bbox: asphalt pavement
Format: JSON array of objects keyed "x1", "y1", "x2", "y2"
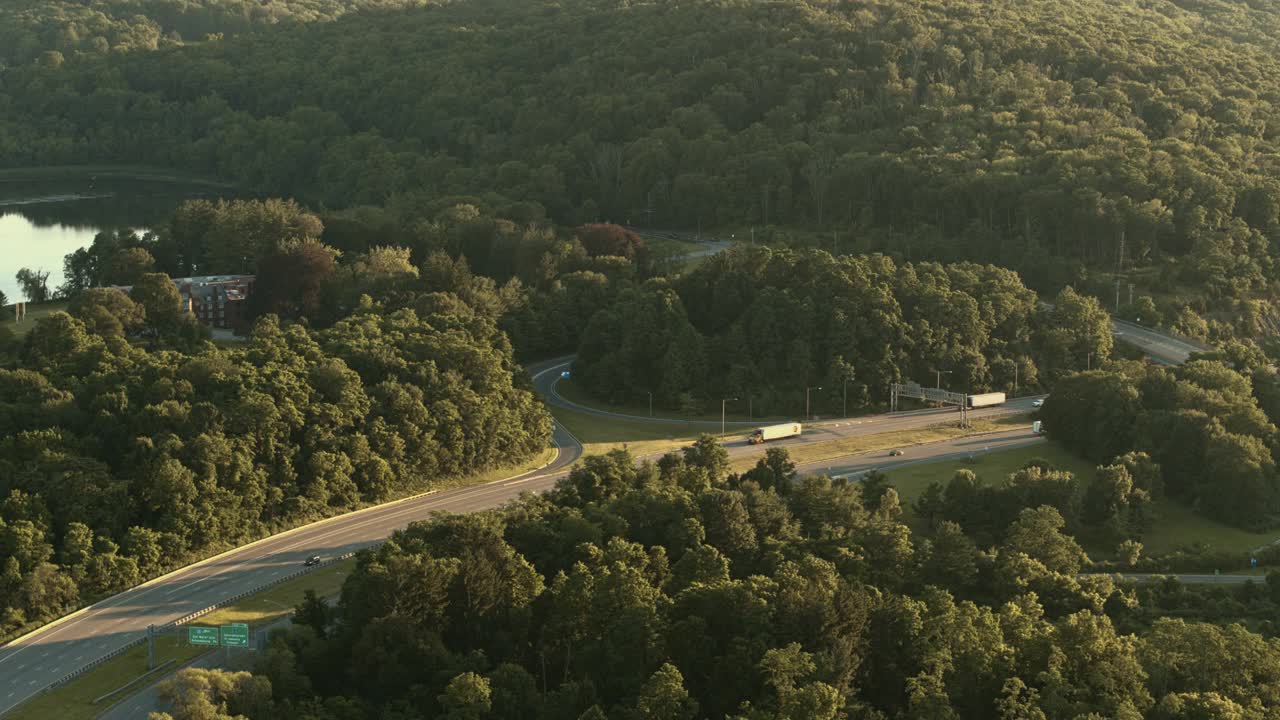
[
  {"x1": 0, "y1": 319, "x2": 1197, "y2": 715},
  {"x1": 1112, "y1": 319, "x2": 1205, "y2": 365},
  {"x1": 0, "y1": 357, "x2": 1040, "y2": 716},
  {"x1": 0, "y1": 419, "x2": 583, "y2": 716}
]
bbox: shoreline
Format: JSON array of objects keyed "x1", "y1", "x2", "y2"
[{"x1": 0, "y1": 165, "x2": 237, "y2": 189}]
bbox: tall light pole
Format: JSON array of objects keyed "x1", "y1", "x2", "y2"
[
  {"x1": 722, "y1": 397, "x2": 738, "y2": 437},
  {"x1": 647, "y1": 391, "x2": 653, "y2": 417},
  {"x1": 806, "y1": 386, "x2": 822, "y2": 420},
  {"x1": 842, "y1": 375, "x2": 855, "y2": 418},
  {"x1": 934, "y1": 369, "x2": 952, "y2": 389}
]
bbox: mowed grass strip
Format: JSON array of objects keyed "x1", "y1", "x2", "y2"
[
  {"x1": 6, "y1": 559, "x2": 355, "y2": 720},
  {"x1": 732, "y1": 414, "x2": 1034, "y2": 472},
  {"x1": 551, "y1": 405, "x2": 715, "y2": 457}
]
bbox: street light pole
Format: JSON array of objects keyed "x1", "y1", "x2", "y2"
[
  {"x1": 934, "y1": 369, "x2": 952, "y2": 389},
  {"x1": 806, "y1": 386, "x2": 822, "y2": 420},
  {"x1": 722, "y1": 397, "x2": 738, "y2": 437},
  {"x1": 647, "y1": 391, "x2": 653, "y2": 417}
]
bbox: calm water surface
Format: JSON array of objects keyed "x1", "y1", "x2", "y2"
[{"x1": 0, "y1": 179, "x2": 231, "y2": 302}]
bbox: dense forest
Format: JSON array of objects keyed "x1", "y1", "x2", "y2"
[
  {"x1": 7, "y1": 0, "x2": 1280, "y2": 335},
  {"x1": 0, "y1": 0, "x2": 426, "y2": 66},
  {"x1": 573, "y1": 246, "x2": 1111, "y2": 415},
  {"x1": 1041, "y1": 348, "x2": 1280, "y2": 530},
  {"x1": 147, "y1": 442, "x2": 1280, "y2": 720},
  {"x1": 0, "y1": 199, "x2": 556, "y2": 642}
]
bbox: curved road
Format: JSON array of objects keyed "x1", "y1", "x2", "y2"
[
  {"x1": 1112, "y1": 319, "x2": 1205, "y2": 366},
  {"x1": 0, "y1": 357, "x2": 1041, "y2": 715},
  {"x1": 534, "y1": 355, "x2": 1041, "y2": 431}
]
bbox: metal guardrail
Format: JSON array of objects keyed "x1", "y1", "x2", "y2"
[
  {"x1": 3, "y1": 549, "x2": 369, "y2": 717},
  {"x1": 93, "y1": 658, "x2": 175, "y2": 705}
]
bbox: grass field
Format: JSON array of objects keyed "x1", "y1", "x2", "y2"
[
  {"x1": 880, "y1": 440, "x2": 1097, "y2": 510},
  {"x1": 552, "y1": 405, "x2": 717, "y2": 456},
  {"x1": 7, "y1": 559, "x2": 355, "y2": 720},
  {"x1": 877, "y1": 441, "x2": 1280, "y2": 558},
  {"x1": 1, "y1": 300, "x2": 69, "y2": 338}
]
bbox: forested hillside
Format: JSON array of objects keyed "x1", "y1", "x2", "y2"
[
  {"x1": 0, "y1": 296, "x2": 549, "y2": 641},
  {"x1": 148, "y1": 443, "x2": 1280, "y2": 720},
  {"x1": 574, "y1": 246, "x2": 1111, "y2": 415},
  {"x1": 0, "y1": 0, "x2": 427, "y2": 66},
  {"x1": 7, "y1": 0, "x2": 1280, "y2": 321}
]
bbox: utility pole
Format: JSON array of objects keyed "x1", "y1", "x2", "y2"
[
  {"x1": 722, "y1": 397, "x2": 738, "y2": 437},
  {"x1": 1115, "y1": 229, "x2": 1126, "y2": 312},
  {"x1": 806, "y1": 386, "x2": 822, "y2": 420},
  {"x1": 1087, "y1": 351, "x2": 1093, "y2": 371},
  {"x1": 647, "y1": 391, "x2": 653, "y2": 417},
  {"x1": 1013, "y1": 361, "x2": 1018, "y2": 395}
]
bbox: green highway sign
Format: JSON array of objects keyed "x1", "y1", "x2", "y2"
[
  {"x1": 188, "y1": 626, "x2": 219, "y2": 646},
  {"x1": 220, "y1": 623, "x2": 250, "y2": 647}
]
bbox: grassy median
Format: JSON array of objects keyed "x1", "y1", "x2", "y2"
[{"x1": 733, "y1": 414, "x2": 1034, "y2": 472}]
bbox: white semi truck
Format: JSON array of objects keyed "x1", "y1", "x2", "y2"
[
  {"x1": 747, "y1": 423, "x2": 802, "y2": 444},
  {"x1": 965, "y1": 392, "x2": 1007, "y2": 408}
]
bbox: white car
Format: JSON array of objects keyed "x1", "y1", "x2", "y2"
[{"x1": 1032, "y1": 399, "x2": 1044, "y2": 408}]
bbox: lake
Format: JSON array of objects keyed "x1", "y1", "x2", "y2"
[{"x1": 0, "y1": 178, "x2": 232, "y2": 303}]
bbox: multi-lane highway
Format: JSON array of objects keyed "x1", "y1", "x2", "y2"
[
  {"x1": 0, "y1": 357, "x2": 1039, "y2": 715},
  {"x1": 0, "y1": 420, "x2": 583, "y2": 716},
  {"x1": 532, "y1": 356, "x2": 1041, "y2": 434},
  {"x1": 1112, "y1": 318, "x2": 1205, "y2": 365},
  {"x1": 0, "y1": 316, "x2": 1192, "y2": 714}
]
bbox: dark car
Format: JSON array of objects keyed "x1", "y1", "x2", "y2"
[
  {"x1": 889, "y1": 449, "x2": 905, "y2": 457},
  {"x1": 304, "y1": 555, "x2": 322, "y2": 567}
]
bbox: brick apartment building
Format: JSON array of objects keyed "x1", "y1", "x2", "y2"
[{"x1": 174, "y1": 275, "x2": 255, "y2": 330}]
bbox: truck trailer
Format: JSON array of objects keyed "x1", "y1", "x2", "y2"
[
  {"x1": 965, "y1": 392, "x2": 1007, "y2": 408},
  {"x1": 747, "y1": 423, "x2": 802, "y2": 444}
]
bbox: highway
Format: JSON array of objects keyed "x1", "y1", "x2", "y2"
[
  {"x1": 533, "y1": 356, "x2": 1041, "y2": 432},
  {"x1": 0, "y1": 356, "x2": 1040, "y2": 715},
  {"x1": 0, "y1": 321, "x2": 1194, "y2": 714},
  {"x1": 1112, "y1": 319, "x2": 1205, "y2": 365},
  {"x1": 0, "y1": 422, "x2": 586, "y2": 715}
]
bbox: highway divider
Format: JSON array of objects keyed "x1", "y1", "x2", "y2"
[{"x1": 2, "y1": 550, "x2": 368, "y2": 717}]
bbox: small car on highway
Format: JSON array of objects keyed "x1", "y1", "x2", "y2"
[
  {"x1": 1031, "y1": 399, "x2": 1044, "y2": 408},
  {"x1": 888, "y1": 449, "x2": 905, "y2": 456},
  {"x1": 304, "y1": 555, "x2": 322, "y2": 567}
]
